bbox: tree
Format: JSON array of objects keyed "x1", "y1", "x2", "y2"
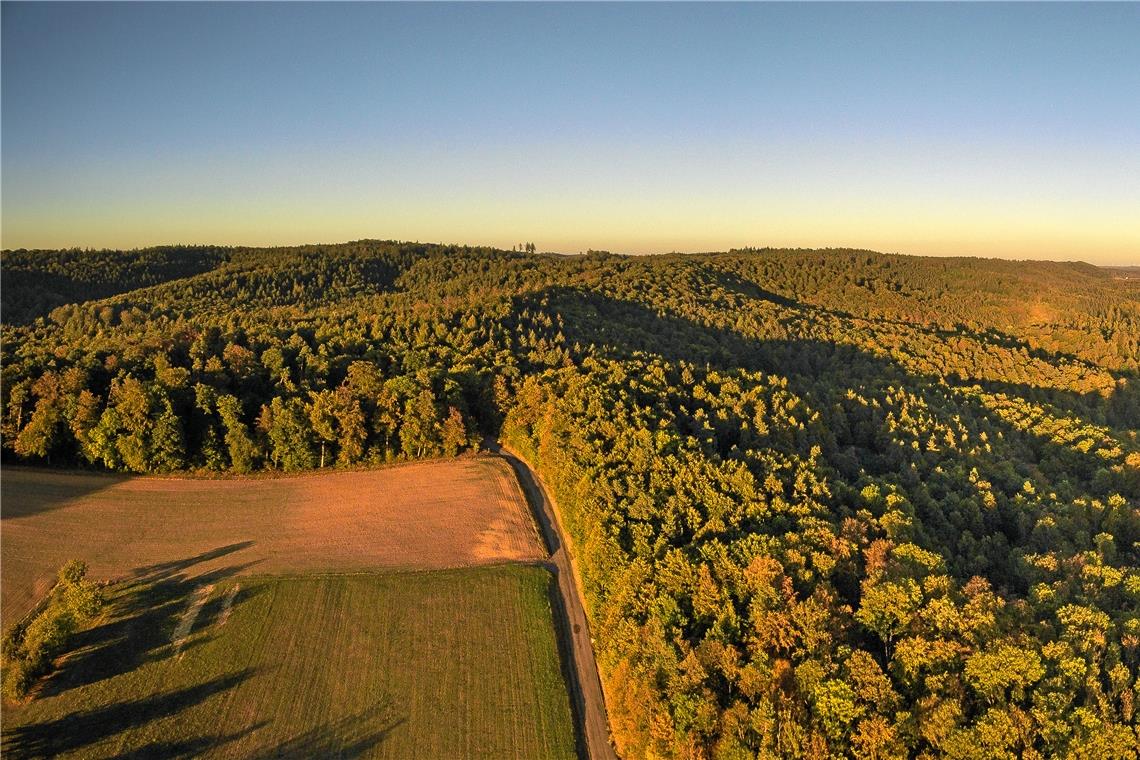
[
  {"x1": 217, "y1": 394, "x2": 257, "y2": 473},
  {"x1": 309, "y1": 390, "x2": 338, "y2": 468},
  {"x1": 856, "y1": 579, "x2": 922, "y2": 658},
  {"x1": 401, "y1": 388, "x2": 440, "y2": 458},
  {"x1": 69, "y1": 389, "x2": 102, "y2": 464},
  {"x1": 2, "y1": 377, "x2": 33, "y2": 443},
  {"x1": 333, "y1": 387, "x2": 367, "y2": 465},
  {"x1": 150, "y1": 397, "x2": 185, "y2": 471},
  {"x1": 441, "y1": 406, "x2": 467, "y2": 457},
  {"x1": 106, "y1": 375, "x2": 153, "y2": 472},
  {"x1": 964, "y1": 643, "x2": 1044, "y2": 704},
  {"x1": 374, "y1": 384, "x2": 402, "y2": 457},
  {"x1": 265, "y1": 397, "x2": 316, "y2": 471},
  {"x1": 14, "y1": 372, "x2": 65, "y2": 461}
]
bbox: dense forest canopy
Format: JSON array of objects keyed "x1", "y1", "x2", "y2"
[{"x1": 2, "y1": 241, "x2": 1139, "y2": 758}]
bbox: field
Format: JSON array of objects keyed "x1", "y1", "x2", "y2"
[
  {"x1": 1, "y1": 457, "x2": 544, "y2": 623},
  {"x1": 2, "y1": 566, "x2": 578, "y2": 759}
]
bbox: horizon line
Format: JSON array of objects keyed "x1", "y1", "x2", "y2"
[{"x1": 3, "y1": 237, "x2": 1138, "y2": 268}]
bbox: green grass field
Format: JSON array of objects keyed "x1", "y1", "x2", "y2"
[{"x1": 2, "y1": 565, "x2": 579, "y2": 759}]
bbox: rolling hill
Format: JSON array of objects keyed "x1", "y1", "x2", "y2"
[{"x1": 3, "y1": 241, "x2": 1139, "y2": 757}]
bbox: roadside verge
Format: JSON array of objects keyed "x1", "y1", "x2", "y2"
[{"x1": 489, "y1": 441, "x2": 619, "y2": 760}]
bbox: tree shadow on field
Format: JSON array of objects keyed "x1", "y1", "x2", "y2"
[
  {"x1": 192, "y1": 580, "x2": 263, "y2": 633},
  {"x1": 125, "y1": 541, "x2": 256, "y2": 583},
  {"x1": 1, "y1": 670, "x2": 258, "y2": 759},
  {"x1": 246, "y1": 705, "x2": 407, "y2": 759},
  {"x1": 112, "y1": 730, "x2": 262, "y2": 760},
  {"x1": 38, "y1": 543, "x2": 260, "y2": 698},
  {"x1": 0, "y1": 467, "x2": 132, "y2": 520}
]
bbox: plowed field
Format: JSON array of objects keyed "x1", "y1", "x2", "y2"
[{"x1": 1, "y1": 457, "x2": 544, "y2": 623}]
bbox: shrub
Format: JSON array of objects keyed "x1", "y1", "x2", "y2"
[{"x1": 1, "y1": 560, "x2": 103, "y2": 701}]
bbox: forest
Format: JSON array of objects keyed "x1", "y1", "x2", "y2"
[{"x1": 2, "y1": 240, "x2": 1139, "y2": 758}]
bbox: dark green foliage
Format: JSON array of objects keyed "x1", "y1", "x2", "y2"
[
  {"x1": 216, "y1": 394, "x2": 257, "y2": 473},
  {"x1": 2, "y1": 240, "x2": 1139, "y2": 755},
  {"x1": 1, "y1": 246, "x2": 229, "y2": 325}
]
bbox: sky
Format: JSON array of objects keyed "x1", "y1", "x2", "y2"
[{"x1": 2, "y1": 2, "x2": 1138, "y2": 264}]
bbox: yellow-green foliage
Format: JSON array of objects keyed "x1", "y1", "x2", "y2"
[
  {"x1": 2, "y1": 560, "x2": 103, "y2": 701},
  {"x1": 3, "y1": 242, "x2": 1139, "y2": 757}
]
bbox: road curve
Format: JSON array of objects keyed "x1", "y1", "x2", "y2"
[{"x1": 490, "y1": 441, "x2": 620, "y2": 760}]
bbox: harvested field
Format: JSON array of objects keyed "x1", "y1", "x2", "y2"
[
  {"x1": 2, "y1": 566, "x2": 579, "y2": 759},
  {"x1": 1, "y1": 457, "x2": 543, "y2": 623}
]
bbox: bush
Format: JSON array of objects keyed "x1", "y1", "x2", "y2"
[{"x1": 1, "y1": 559, "x2": 103, "y2": 701}]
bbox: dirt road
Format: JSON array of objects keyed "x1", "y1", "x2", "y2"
[{"x1": 491, "y1": 441, "x2": 620, "y2": 760}]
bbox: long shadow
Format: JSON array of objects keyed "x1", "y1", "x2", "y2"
[
  {"x1": 708, "y1": 254, "x2": 1137, "y2": 376},
  {"x1": 490, "y1": 441, "x2": 562, "y2": 557},
  {"x1": 513, "y1": 286, "x2": 1140, "y2": 579},
  {"x1": 193, "y1": 581, "x2": 262, "y2": 633},
  {"x1": 125, "y1": 541, "x2": 256, "y2": 583},
  {"x1": 735, "y1": 267, "x2": 1140, "y2": 431},
  {"x1": 0, "y1": 247, "x2": 229, "y2": 325},
  {"x1": 245, "y1": 706, "x2": 406, "y2": 759},
  {"x1": 968, "y1": 376, "x2": 1140, "y2": 433},
  {"x1": 704, "y1": 266, "x2": 804, "y2": 309},
  {"x1": 112, "y1": 729, "x2": 262, "y2": 760},
  {"x1": 526, "y1": 285, "x2": 1138, "y2": 466},
  {"x1": 540, "y1": 279, "x2": 1140, "y2": 429},
  {"x1": 0, "y1": 467, "x2": 133, "y2": 520},
  {"x1": 2, "y1": 669, "x2": 256, "y2": 758},
  {"x1": 38, "y1": 544, "x2": 260, "y2": 698},
  {"x1": 114, "y1": 738, "x2": 217, "y2": 760}
]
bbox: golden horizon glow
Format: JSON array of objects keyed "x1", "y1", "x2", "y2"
[
  {"x1": 4, "y1": 199, "x2": 1138, "y2": 265},
  {"x1": 3, "y1": 3, "x2": 1138, "y2": 266}
]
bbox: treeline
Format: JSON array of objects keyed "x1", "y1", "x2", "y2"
[
  {"x1": 2, "y1": 240, "x2": 1139, "y2": 757},
  {"x1": 3, "y1": 322, "x2": 502, "y2": 473}
]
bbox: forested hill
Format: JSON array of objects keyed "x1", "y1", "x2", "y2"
[
  {"x1": 1, "y1": 245, "x2": 231, "y2": 325},
  {"x1": 3, "y1": 240, "x2": 1140, "y2": 757}
]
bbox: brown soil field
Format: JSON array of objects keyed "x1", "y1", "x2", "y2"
[{"x1": 0, "y1": 456, "x2": 544, "y2": 624}]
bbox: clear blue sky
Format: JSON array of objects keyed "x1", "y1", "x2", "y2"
[{"x1": 3, "y1": 2, "x2": 1138, "y2": 263}]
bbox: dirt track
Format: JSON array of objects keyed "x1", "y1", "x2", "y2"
[
  {"x1": 491, "y1": 442, "x2": 620, "y2": 760},
  {"x1": 1, "y1": 457, "x2": 544, "y2": 623}
]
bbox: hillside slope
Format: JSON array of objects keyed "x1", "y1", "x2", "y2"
[{"x1": 3, "y1": 241, "x2": 1139, "y2": 757}]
